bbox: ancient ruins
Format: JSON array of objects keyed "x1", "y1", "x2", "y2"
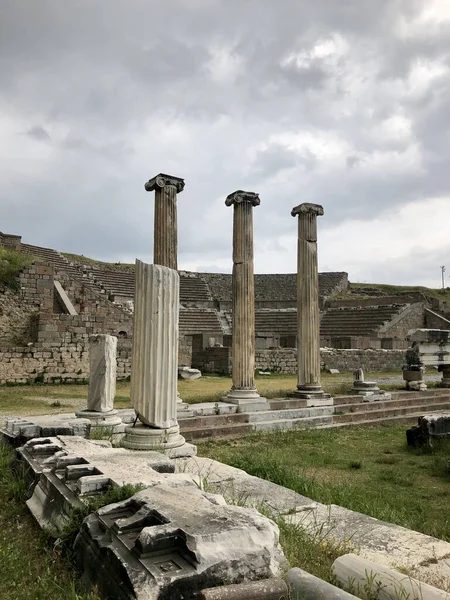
[{"x1": 2, "y1": 173, "x2": 450, "y2": 599}]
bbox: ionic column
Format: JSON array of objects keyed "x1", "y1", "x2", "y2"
[
  {"x1": 145, "y1": 172, "x2": 185, "y2": 406},
  {"x1": 123, "y1": 260, "x2": 195, "y2": 456},
  {"x1": 291, "y1": 203, "x2": 331, "y2": 405},
  {"x1": 145, "y1": 173, "x2": 185, "y2": 271},
  {"x1": 226, "y1": 191, "x2": 268, "y2": 411},
  {"x1": 76, "y1": 334, "x2": 121, "y2": 426}
]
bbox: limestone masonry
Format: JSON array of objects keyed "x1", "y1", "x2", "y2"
[{"x1": 0, "y1": 230, "x2": 448, "y2": 383}]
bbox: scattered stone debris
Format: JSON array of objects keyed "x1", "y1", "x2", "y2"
[{"x1": 407, "y1": 412, "x2": 450, "y2": 447}]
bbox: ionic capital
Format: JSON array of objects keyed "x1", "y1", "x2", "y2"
[
  {"x1": 145, "y1": 173, "x2": 185, "y2": 194},
  {"x1": 291, "y1": 203, "x2": 324, "y2": 218},
  {"x1": 225, "y1": 190, "x2": 260, "y2": 207}
]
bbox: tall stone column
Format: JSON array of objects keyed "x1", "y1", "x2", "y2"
[
  {"x1": 122, "y1": 260, "x2": 195, "y2": 456},
  {"x1": 291, "y1": 203, "x2": 332, "y2": 406},
  {"x1": 225, "y1": 191, "x2": 268, "y2": 412},
  {"x1": 76, "y1": 334, "x2": 121, "y2": 426},
  {"x1": 145, "y1": 173, "x2": 185, "y2": 406},
  {"x1": 145, "y1": 173, "x2": 185, "y2": 271}
]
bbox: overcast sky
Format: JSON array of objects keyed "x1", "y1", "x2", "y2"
[{"x1": 1, "y1": 1, "x2": 449, "y2": 287}]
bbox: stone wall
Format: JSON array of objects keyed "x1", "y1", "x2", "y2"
[
  {"x1": 0, "y1": 338, "x2": 133, "y2": 385},
  {"x1": 193, "y1": 346, "x2": 406, "y2": 375},
  {"x1": 0, "y1": 286, "x2": 38, "y2": 345},
  {"x1": 320, "y1": 348, "x2": 405, "y2": 372},
  {"x1": 380, "y1": 303, "x2": 425, "y2": 339},
  {"x1": 425, "y1": 308, "x2": 450, "y2": 330},
  {"x1": 0, "y1": 232, "x2": 22, "y2": 252},
  {"x1": 0, "y1": 263, "x2": 54, "y2": 345},
  {"x1": 0, "y1": 341, "x2": 406, "y2": 384}
]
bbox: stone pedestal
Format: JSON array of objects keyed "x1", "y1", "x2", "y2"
[
  {"x1": 403, "y1": 369, "x2": 427, "y2": 391},
  {"x1": 350, "y1": 368, "x2": 388, "y2": 401},
  {"x1": 122, "y1": 261, "x2": 195, "y2": 456},
  {"x1": 225, "y1": 191, "x2": 269, "y2": 412},
  {"x1": 76, "y1": 334, "x2": 121, "y2": 426},
  {"x1": 145, "y1": 172, "x2": 185, "y2": 405},
  {"x1": 291, "y1": 204, "x2": 332, "y2": 407}
]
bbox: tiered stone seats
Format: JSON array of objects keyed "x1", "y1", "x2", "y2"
[
  {"x1": 179, "y1": 309, "x2": 223, "y2": 335},
  {"x1": 85, "y1": 269, "x2": 212, "y2": 303},
  {"x1": 255, "y1": 310, "x2": 297, "y2": 335},
  {"x1": 200, "y1": 272, "x2": 348, "y2": 303},
  {"x1": 21, "y1": 244, "x2": 81, "y2": 280},
  {"x1": 320, "y1": 305, "x2": 408, "y2": 337}
]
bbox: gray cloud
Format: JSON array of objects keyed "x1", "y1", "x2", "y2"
[
  {"x1": 1, "y1": 0, "x2": 449, "y2": 285},
  {"x1": 26, "y1": 125, "x2": 51, "y2": 142}
]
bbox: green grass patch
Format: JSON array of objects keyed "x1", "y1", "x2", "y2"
[
  {"x1": 331, "y1": 281, "x2": 450, "y2": 303},
  {"x1": 61, "y1": 252, "x2": 134, "y2": 270},
  {"x1": 0, "y1": 373, "x2": 424, "y2": 418},
  {"x1": 198, "y1": 425, "x2": 450, "y2": 541},
  {"x1": 0, "y1": 443, "x2": 100, "y2": 600},
  {"x1": 0, "y1": 249, "x2": 33, "y2": 290}
]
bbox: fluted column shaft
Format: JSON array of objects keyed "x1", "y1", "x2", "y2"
[
  {"x1": 130, "y1": 261, "x2": 179, "y2": 428},
  {"x1": 154, "y1": 185, "x2": 178, "y2": 270},
  {"x1": 225, "y1": 190, "x2": 263, "y2": 406},
  {"x1": 144, "y1": 173, "x2": 185, "y2": 270},
  {"x1": 297, "y1": 213, "x2": 321, "y2": 389},
  {"x1": 232, "y1": 201, "x2": 256, "y2": 391},
  {"x1": 291, "y1": 203, "x2": 326, "y2": 399}
]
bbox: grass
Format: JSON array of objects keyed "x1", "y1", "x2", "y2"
[
  {"x1": 0, "y1": 372, "x2": 407, "y2": 419},
  {"x1": 0, "y1": 443, "x2": 100, "y2": 600},
  {"x1": 61, "y1": 252, "x2": 134, "y2": 270},
  {"x1": 0, "y1": 249, "x2": 33, "y2": 290},
  {"x1": 332, "y1": 281, "x2": 450, "y2": 304},
  {"x1": 198, "y1": 424, "x2": 450, "y2": 543}
]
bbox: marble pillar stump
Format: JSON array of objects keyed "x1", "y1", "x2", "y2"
[
  {"x1": 122, "y1": 261, "x2": 196, "y2": 456},
  {"x1": 145, "y1": 172, "x2": 186, "y2": 407},
  {"x1": 225, "y1": 191, "x2": 269, "y2": 412},
  {"x1": 76, "y1": 334, "x2": 122, "y2": 426},
  {"x1": 291, "y1": 203, "x2": 332, "y2": 407}
]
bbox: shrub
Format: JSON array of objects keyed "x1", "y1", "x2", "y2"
[{"x1": 0, "y1": 249, "x2": 32, "y2": 289}]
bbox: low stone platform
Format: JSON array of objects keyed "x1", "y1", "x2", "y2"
[
  {"x1": 178, "y1": 389, "x2": 450, "y2": 441},
  {"x1": 5, "y1": 390, "x2": 450, "y2": 448}
]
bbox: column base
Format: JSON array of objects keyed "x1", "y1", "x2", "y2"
[
  {"x1": 75, "y1": 409, "x2": 122, "y2": 427},
  {"x1": 290, "y1": 387, "x2": 333, "y2": 407},
  {"x1": 225, "y1": 388, "x2": 270, "y2": 412},
  {"x1": 121, "y1": 423, "x2": 197, "y2": 457}
]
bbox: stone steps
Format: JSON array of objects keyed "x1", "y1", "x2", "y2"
[
  {"x1": 320, "y1": 412, "x2": 433, "y2": 430},
  {"x1": 334, "y1": 400, "x2": 450, "y2": 424},
  {"x1": 180, "y1": 392, "x2": 450, "y2": 441},
  {"x1": 334, "y1": 390, "x2": 449, "y2": 406},
  {"x1": 181, "y1": 422, "x2": 253, "y2": 441},
  {"x1": 336, "y1": 396, "x2": 450, "y2": 414},
  {"x1": 269, "y1": 398, "x2": 308, "y2": 410},
  {"x1": 248, "y1": 406, "x2": 334, "y2": 423},
  {"x1": 253, "y1": 415, "x2": 334, "y2": 432}
]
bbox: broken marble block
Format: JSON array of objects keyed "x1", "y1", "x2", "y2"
[
  {"x1": 407, "y1": 412, "x2": 450, "y2": 447},
  {"x1": 21, "y1": 436, "x2": 184, "y2": 536},
  {"x1": 76, "y1": 334, "x2": 122, "y2": 426},
  {"x1": 74, "y1": 484, "x2": 287, "y2": 600},
  {"x1": 1, "y1": 415, "x2": 91, "y2": 447},
  {"x1": 179, "y1": 366, "x2": 202, "y2": 380}
]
